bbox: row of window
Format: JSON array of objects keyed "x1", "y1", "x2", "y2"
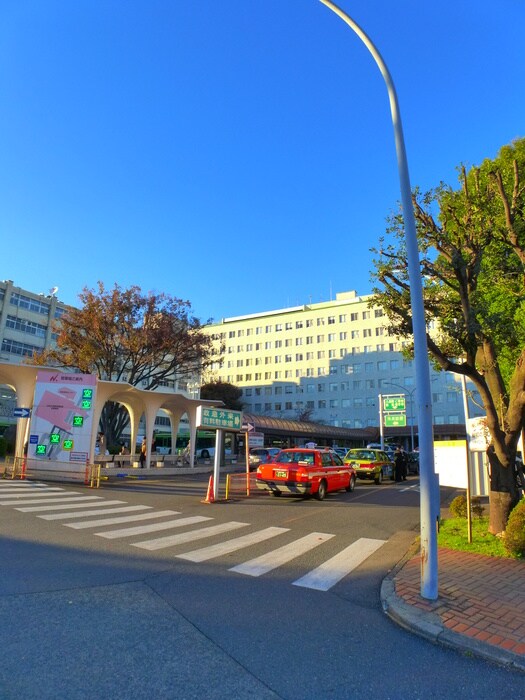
[
  {"x1": 7, "y1": 292, "x2": 66, "y2": 319},
  {"x1": 216, "y1": 310, "x2": 384, "y2": 340},
  {"x1": 224, "y1": 342, "x2": 401, "y2": 359},
  {"x1": 246, "y1": 402, "x2": 461, "y2": 427},
  {"x1": 6, "y1": 314, "x2": 48, "y2": 338},
  {"x1": 225, "y1": 327, "x2": 386, "y2": 350},
  {"x1": 243, "y1": 384, "x2": 460, "y2": 402},
  {"x1": 1, "y1": 338, "x2": 40, "y2": 358}
]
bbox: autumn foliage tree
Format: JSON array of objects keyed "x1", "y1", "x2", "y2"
[
  {"x1": 372, "y1": 138, "x2": 525, "y2": 534},
  {"x1": 34, "y1": 282, "x2": 213, "y2": 446}
]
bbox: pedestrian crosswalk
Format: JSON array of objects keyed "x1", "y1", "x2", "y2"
[{"x1": 0, "y1": 480, "x2": 387, "y2": 592}]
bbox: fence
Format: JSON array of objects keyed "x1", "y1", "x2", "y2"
[
  {"x1": 1, "y1": 456, "x2": 101, "y2": 488},
  {"x1": 225, "y1": 472, "x2": 268, "y2": 499}
]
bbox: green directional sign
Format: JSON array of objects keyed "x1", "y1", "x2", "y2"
[
  {"x1": 384, "y1": 413, "x2": 407, "y2": 427},
  {"x1": 383, "y1": 395, "x2": 406, "y2": 412},
  {"x1": 197, "y1": 406, "x2": 242, "y2": 431}
]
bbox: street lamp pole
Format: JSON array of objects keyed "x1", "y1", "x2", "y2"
[{"x1": 319, "y1": 0, "x2": 438, "y2": 599}]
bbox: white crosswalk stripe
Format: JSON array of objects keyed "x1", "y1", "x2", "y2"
[
  {"x1": 177, "y1": 526, "x2": 290, "y2": 563},
  {"x1": 292, "y1": 537, "x2": 386, "y2": 591},
  {"x1": 0, "y1": 488, "x2": 69, "y2": 499},
  {"x1": 38, "y1": 505, "x2": 151, "y2": 520},
  {"x1": 16, "y1": 498, "x2": 118, "y2": 511},
  {"x1": 96, "y1": 515, "x2": 213, "y2": 540},
  {"x1": 132, "y1": 521, "x2": 250, "y2": 551},
  {"x1": 1, "y1": 495, "x2": 104, "y2": 506},
  {"x1": 229, "y1": 532, "x2": 334, "y2": 577},
  {"x1": 66, "y1": 510, "x2": 181, "y2": 529}
]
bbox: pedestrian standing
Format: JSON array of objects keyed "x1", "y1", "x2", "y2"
[
  {"x1": 400, "y1": 447, "x2": 408, "y2": 481},
  {"x1": 394, "y1": 447, "x2": 404, "y2": 482},
  {"x1": 139, "y1": 437, "x2": 147, "y2": 468}
]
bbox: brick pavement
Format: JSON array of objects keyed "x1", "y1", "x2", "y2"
[{"x1": 391, "y1": 547, "x2": 525, "y2": 662}]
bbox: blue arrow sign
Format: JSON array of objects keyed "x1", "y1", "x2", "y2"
[{"x1": 14, "y1": 407, "x2": 31, "y2": 418}]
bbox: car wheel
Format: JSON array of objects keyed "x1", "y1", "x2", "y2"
[
  {"x1": 345, "y1": 474, "x2": 356, "y2": 492},
  {"x1": 201, "y1": 450, "x2": 210, "y2": 459},
  {"x1": 272, "y1": 490, "x2": 282, "y2": 497},
  {"x1": 374, "y1": 470, "x2": 383, "y2": 485},
  {"x1": 315, "y1": 479, "x2": 327, "y2": 501}
]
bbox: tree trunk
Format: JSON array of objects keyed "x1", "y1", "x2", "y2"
[{"x1": 487, "y1": 448, "x2": 520, "y2": 535}]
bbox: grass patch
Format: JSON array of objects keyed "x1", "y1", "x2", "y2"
[{"x1": 438, "y1": 516, "x2": 513, "y2": 558}]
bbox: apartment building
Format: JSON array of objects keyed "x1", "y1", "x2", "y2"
[{"x1": 203, "y1": 290, "x2": 483, "y2": 431}]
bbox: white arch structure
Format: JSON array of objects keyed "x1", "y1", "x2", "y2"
[{"x1": 0, "y1": 363, "x2": 222, "y2": 468}]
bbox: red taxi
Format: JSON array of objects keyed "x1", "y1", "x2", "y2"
[{"x1": 256, "y1": 448, "x2": 356, "y2": 500}]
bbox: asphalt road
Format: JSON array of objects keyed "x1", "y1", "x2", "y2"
[{"x1": 1, "y1": 473, "x2": 523, "y2": 699}]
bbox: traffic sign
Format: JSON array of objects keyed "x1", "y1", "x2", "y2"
[
  {"x1": 384, "y1": 414, "x2": 407, "y2": 427},
  {"x1": 241, "y1": 421, "x2": 255, "y2": 432},
  {"x1": 197, "y1": 406, "x2": 242, "y2": 431},
  {"x1": 13, "y1": 407, "x2": 31, "y2": 418},
  {"x1": 383, "y1": 395, "x2": 406, "y2": 412}
]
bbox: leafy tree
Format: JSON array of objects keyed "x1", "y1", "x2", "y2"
[
  {"x1": 33, "y1": 282, "x2": 214, "y2": 446},
  {"x1": 200, "y1": 381, "x2": 243, "y2": 411},
  {"x1": 371, "y1": 138, "x2": 525, "y2": 534}
]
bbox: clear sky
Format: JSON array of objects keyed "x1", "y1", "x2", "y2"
[{"x1": 1, "y1": 1, "x2": 523, "y2": 324}]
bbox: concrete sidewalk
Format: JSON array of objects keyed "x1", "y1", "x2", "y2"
[{"x1": 381, "y1": 545, "x2": 525, "y2": 672}]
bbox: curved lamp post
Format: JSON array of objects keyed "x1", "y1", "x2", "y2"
[{"x1": 319, "y1": 0, "x2": 438, "y2": 599}]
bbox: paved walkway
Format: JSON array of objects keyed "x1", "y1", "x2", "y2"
[{"x1": 381, "y1": 546, "x2": 525, "y2": 672}]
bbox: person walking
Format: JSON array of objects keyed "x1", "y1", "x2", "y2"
[{"x1": 400, "y1": 447, "x2": 408, "y2": 481}]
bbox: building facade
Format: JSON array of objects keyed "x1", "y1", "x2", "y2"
[{"x1": 203, "y1": 290, "x2": 484, "y2": 436}]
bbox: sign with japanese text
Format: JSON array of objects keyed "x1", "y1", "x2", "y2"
[
  {"x1": 28, "y1": 371, "x2": 97, "y2": 462},
  {"x1": 196, "y1": 406, "x2": 242, "y2": 431}
]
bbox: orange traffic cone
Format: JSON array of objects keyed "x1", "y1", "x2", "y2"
[{"x1": 202, "y1": 475, "x2": 215, "y2": 504}]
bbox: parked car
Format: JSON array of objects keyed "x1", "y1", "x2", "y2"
[
  {"x1": 256, "y1": 447, "x2": 356, "y2": 500},
  {"x1": 343, "y1": 448, "x2": 394, "y2": 485},
  {"x1": 332, "y1": 447, "x2": 348, "y2": 459},
  {"x1": 248, "y1": 447, "x2": 281, "y2": 470}
]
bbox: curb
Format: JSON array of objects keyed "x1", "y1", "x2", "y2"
[{"x1": 381, "y1": 559, "x2": 525, "y2": 673}]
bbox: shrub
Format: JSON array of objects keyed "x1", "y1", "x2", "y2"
[
  {"x1": 449, "y1": 495, "x2": 468, "y2": 518},
  {"x1": 471, "y1": 497, "x2": 484, "y2": 518},
  {"x1": 503, "y1": 499, "x2": 525, "y2": 558}
]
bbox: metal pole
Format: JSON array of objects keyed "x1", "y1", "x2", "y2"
[
  {"x1": 378, "y1": 393, "x2": 384, "y2": 448},
  {"x1": 319, "y1": 0, "x2": 438, "y2": 599}
]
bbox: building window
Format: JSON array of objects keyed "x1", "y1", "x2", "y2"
[
  {"x1": 340, "y1": 332, "x2": 347, "y2": 341},
  {"x1": 296, "y1": 320, "x2": 303, "y2": 329},
  {"x1": 285, "y1": 322, "x2": 293, "y2": 330},
  {"x1": 317, "y1": 350, "x2": 325, "y2": 359},
  {"x1": 363, "y1": 329, "x2": 372, "y2": 338},
  {"x1": 362, "y1": 311, "x2": 370, "y2": 320},
  {"x1": 318, "y1": 400, "x2": 326, "y2": 409},
  {"x1": 275, "y1": 323, "x2": 283, "y2": 331},
  {"x1": 350, "y1": 312, "x2": 358, "y2": 322},
  {"x1": 377, "y1": 361, "x2": 387, "y2": 370},
  {"x1": 353, "y1": 380, "x2": 362, "y2": 389},
  {"x1": 6, "y1": 315, "x2": 47, "y2": 338},
  {"x1": 374, "y1": 309, "x2": 383, "y2": 318},
  {"x1": 351, "y1": 330, "x2": 360, "y2": 339},
  {"x1": 328, "y1": 333, "x2": 336, "y2": 342},
  {"x1": 265, "y1": 325, "x2": 272, "y2": 332},
  {"x1": 317, "y1": 335, "x2": 325, "y2": 343},
  {"x1": 285, "y1": 402, "x2": 293, "y2": 410},
  {"x1": 296, "y1": 337, "x2": 303, "y2": 345},
  {"x1": 339, "y1": 314, "x2": 347, "y2": 323},
  {"x1": 329, "y1": 382, "x2": 338, "y2": 392},
  {"x1": 328, "y1": 316, "x2": 335, "y2": 324},
  {"x1": 329, "y1": 399, "x2": 339, "y2": 408}
]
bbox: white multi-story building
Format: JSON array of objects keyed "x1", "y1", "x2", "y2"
[{"x1": 203, "y1": 290, "x2": 483, "y2": 439}]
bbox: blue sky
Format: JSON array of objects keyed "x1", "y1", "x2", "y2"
[{"x1": 1, "y1": 1, "x2": 523, "y2": 323}]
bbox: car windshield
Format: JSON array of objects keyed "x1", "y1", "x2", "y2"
[
  {"x1": 278, "y1": 451, "x2": 315, "y2": 465},
  {"x1": 347, "y1": 450, "x2": 376, "y2": 460}
]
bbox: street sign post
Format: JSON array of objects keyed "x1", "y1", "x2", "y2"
[{"x1": 241, "y1": 421, "x2": 255, "y2": 432}]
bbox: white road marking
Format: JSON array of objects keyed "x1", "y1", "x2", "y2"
[
  {"x1": 38, "y1": 505, "x2": 150, "y2": 520},
  {"x1": 15, "y1": 501, "x2": 126, "y2": 513},
  {"x1": 96, "y1": 515, "x2": 212, "y2": 539},
  {"x1": 229, "y1": 532, "x2": 334, "y2": 576},
  {"x1": 292, "y1": 537, "x2": 386, "y2": 591},
  {"x1": 66, "y1": 510, "x2": 181, "y2": 529},
  {"x1": 0, "y1": 493, "x2": 104, "y2": 506},
  {"x1": 177, "y1": 527, "x2": 290, "y2": 563},
  {"x1": 0, "y1": 488, "x2": 68, "y2": 498},
  {"x1": 132, "y1": 521, "x2": 249, "y2": 551}
]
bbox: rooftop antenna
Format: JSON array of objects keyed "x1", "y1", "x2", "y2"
[{"x1": 49, "y1": 286, "x2": 59, "y2": 296}]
